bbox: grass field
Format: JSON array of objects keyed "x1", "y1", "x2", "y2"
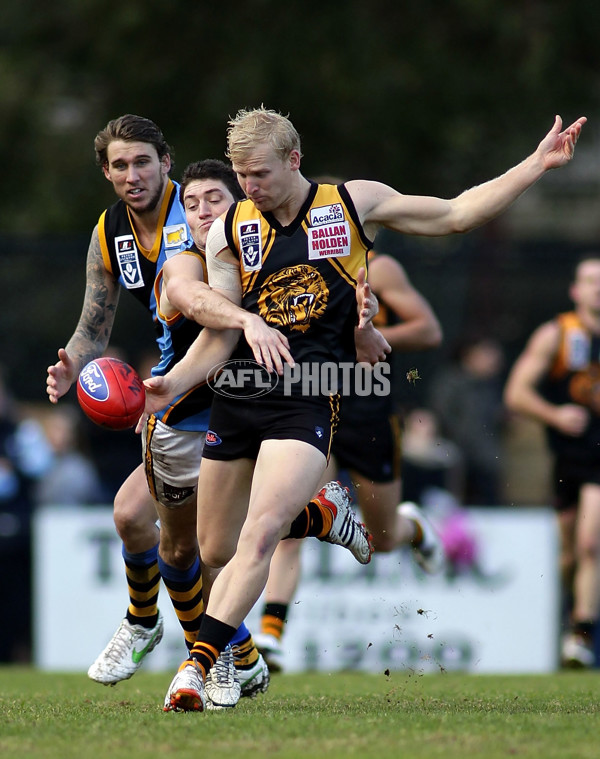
[{"x1": 1, "y1": 667, "x2": 599, "y2": 758}]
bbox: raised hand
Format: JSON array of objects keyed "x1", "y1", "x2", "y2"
[{"x1": 537, "y1": 115, "x2": 587, "y2": 170}]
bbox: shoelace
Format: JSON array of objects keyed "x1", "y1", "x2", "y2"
[
  {"x1": 103, "y1": 622, "x2": 135, "y2": 663},
  {"x1": 211, "y1": 649, "x2": 235, "y2": 685}
]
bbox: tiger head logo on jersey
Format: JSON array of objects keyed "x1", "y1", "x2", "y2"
[
  {"x1": 258, "y1": 265, "x2": 328, "y2": 332},
  {"x1": 569, "y1": 366, "x2": 600, "y2": 414}
]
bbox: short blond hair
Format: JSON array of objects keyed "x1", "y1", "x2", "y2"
[{"x1": 226, "y1": 106, "x2": 302, "y2": 164}]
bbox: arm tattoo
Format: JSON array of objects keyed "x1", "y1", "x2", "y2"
[{"x1": 65, "y1": 226, "x2": 120, "y2": 370}]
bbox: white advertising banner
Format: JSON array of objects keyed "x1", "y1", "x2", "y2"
[{"x1": 33, "y1": 505, "x2": 560, "y2": 674}]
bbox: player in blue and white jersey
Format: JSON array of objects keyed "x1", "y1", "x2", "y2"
[{"x1": 46, "y1": 115, "x2": 192, "y2": 682}]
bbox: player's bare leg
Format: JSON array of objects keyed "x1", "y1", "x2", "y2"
[
  {"x1": 164, "y1": 441, "x2": 326, "y2": 712},
  {"x1": 254, "y1": 538, "x2": 302, "y2": 672},
  {"x1": 563, "y1": 484, "x2": 600, "y2": 667},
  {"x1": 349, "y1": 470, "x2": 444, "y2": 573},
  {"x1": 113, "y1": 464, "x2": 160, "y2": 553},
  {"x1": 202, "y1": 440, "x2": 326, "y2": 625}
]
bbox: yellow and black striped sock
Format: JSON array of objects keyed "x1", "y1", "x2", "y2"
[
  {"x1": 261, "y1": 602, "x2": 288, "y2": 641},
  {"x1": 122, "y1": 545, "x2": 160, "y2": 629},
  {"x1": 285, "y1": 498, "x2": 334, "y2": 539},
  {"x1": 183, "y1": 643, "x2": 217, "y2": 679},
  {"x1": 158, "y1": 555, "x2": 204, "y2": 651},
  {"x1": 187, "y1": 615, "x2": 238, "y2": 677},
  {"x1": 231, "y1": 632, "x2": 259, "y2": 669}
]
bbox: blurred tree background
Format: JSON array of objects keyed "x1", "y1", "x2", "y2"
[{"x1": 2, "y1": 0, "x2": 600, "y2": 401}]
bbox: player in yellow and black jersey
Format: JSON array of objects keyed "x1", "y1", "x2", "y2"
[
  {"x1": 505, "y1": 255, "x2": 600, "y2": 669},
  {"x1": 223, "y1": 181, "x2": 371, "y2": 373},
  {"x1": 141, "y1": 106, "x2": 585, "y2": 711}
]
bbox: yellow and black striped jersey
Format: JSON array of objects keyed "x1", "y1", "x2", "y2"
[
  {"x1": 223, "y1": 182, "x2": 373, "y2": 367},
  {"x1": 543, "y1": 310, "x2": 600, "y2": 458}
]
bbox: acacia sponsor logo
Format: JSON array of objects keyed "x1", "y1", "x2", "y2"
[
  {"x1": 208, "y1": 359, "x2": 279, "y2": 398},
  {"x1": 310, "y1": 203, "x2": 344, "y2": 226}
]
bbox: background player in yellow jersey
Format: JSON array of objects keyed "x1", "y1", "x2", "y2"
[
  {"x1": 143, "y1": 106, "x2": 585, "y2": 711},
  {"x1": 504, "y1": 254, "x2": 600, "y2": 668}
]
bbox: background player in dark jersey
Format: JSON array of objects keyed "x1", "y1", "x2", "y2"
[
  {"x1": 504, "y1": 254, "x2": 600, "y2": 668},
  {"x1": 254, "y1": 251, "x2": 444, "y2": 670},
  {"x1": 143, "y1": 106, "x2": 585, "y2": 711}
]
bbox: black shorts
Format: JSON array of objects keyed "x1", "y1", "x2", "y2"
[
  {"x1": 202, "y1": 392, "x2": 340, "y2": 461},
  {"x1": 332, "y1": 412, "x2": 402, "y2": 483},
  {"x1": 553, "y1": 457, "x2": 600, "y2": 511}
]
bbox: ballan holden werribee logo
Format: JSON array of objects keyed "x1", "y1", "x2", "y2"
[
  {"x1": 308, "y1": 204, "x2": 350, "y2": 260},
  {"x1": 208, "y1": 359, "x2": 279, "y2": 398}
]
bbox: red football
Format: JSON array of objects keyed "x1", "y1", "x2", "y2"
[{"x1": 77, "y1": 357, "x2": 146, "y2": 430}]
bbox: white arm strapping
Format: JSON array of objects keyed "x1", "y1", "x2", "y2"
[{"x1": 205, "y1": 218, "x2": 242, "y2": 294}]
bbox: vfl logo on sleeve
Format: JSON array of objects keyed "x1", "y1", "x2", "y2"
[
  {"x1": 308, "y1": 204, "x2": 350, "y2": 260},
  {"x1": 238, "y1": 221, "x2": 262, "y2": 271},
  {"x1": 115, "y1": 235, "x2": 144, "y2": 289},
  {"x1": 163, "y1": 223, "x2": 188, "y2": 252}
]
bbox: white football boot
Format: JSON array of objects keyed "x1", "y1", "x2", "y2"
[
  {"x1": 87, "y1": 613, "x2": 164, "y2": 685},
  {"x1": 205, "y1": 645, "x2": 241, "y2": 710}
]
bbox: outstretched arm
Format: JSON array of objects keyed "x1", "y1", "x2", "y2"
[
  {"x1": 349, "y1": 115, "x2": 587, "y2": 238},
  {"x1": 46, "y1": 227, "x2": 119, "y2": 402}
]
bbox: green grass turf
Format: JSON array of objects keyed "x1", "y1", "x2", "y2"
[{"x1": 1, "y1": 667, "x2": 599, "y2": 759}]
